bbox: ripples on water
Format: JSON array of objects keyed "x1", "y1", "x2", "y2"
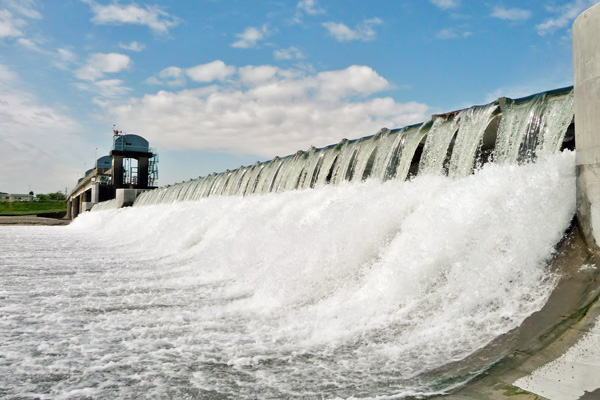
[{"x1": 0, "y1": 152, "x2": 576, "y2": 399}]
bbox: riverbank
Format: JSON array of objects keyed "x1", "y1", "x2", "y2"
[{"x1": 0, "y1": 216, "x2": 70, "y2": 226}]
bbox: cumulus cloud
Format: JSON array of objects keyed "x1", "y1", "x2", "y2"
[
  {"x1": 0, "y1": 9, "x2": 25, "y2": 38},
  {"x1": 97, "y1": 63, "x2": 429, "y2": 158},
  {"x1": 491, "y1": 6, "x2": 531, "y2": 21},
  {"x1": 322, "y1": 18, "x2": 382, "y2": 42},
  {"x1": 239, "y1": 65, "x2": 286, "y2": 86},
  {"x1": 436, "y1": 27, "x2": 472, "y2": 39},
  {"x1": 537, "y1": 0, "x2": 597, "y2": 35},
  {"x1": 156, "y1": 66, "x2": 186, "y2": 86},
  {"x1": 231, "y1": 25, "x2": 269, "y2": 48},
  {"x1": 0, "y1": 63, "x2": 89, "y2": 194},
  {"x1": 76, "y1": 52, "x2": 131, "y2": 81},
  {"x1": 430, "y1": 0, "x2": 460, "y2": 10},
  {"x1": 274, "y1": 46, "x2": 305, "y2": 60},
  {"x1": 297, "y1": 0, "x2": 324, "y2": 15},
  {"x1": 186, "y1": 60, "x2": 236, "y2": 82},
  {"x1": 119, "y1": 40, "x2": 145, "y2": 52},
  {"x1": 83, "y1": 0, "x2": 179, "y2": 34}
]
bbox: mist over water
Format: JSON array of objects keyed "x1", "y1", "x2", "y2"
[{"x1": 1, "y1": 152, "x2": 576, "y2": 399}]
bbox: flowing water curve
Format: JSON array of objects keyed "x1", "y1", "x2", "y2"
[
  {"x1": 1, "y1": 152, "x2": 577, "y2": 399},
  {"x1": 132, "y1": 87, "x2": 574, "y2": 207},
  {"x1": 0, "y1": 87, "x2": 579, "y2": 399}
]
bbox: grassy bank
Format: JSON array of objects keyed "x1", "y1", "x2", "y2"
[{"x1": 0, "y1": 201, "x2": 67, "y2": 216}]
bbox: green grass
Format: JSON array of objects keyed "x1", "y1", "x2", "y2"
[{"x1": 0, "y1": 201, "x2": 67, "y2": 216}]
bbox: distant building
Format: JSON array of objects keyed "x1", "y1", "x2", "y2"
[
  {"x1": 0, "y1": 193, "x2": 35, "y2": 202},
  {"x1": 66, "y1": 131, "x2": 159, "y2": 219}
]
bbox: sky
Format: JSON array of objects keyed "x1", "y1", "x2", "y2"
[{"x1": 0, "y1": 0, "x2": 595, "y2": 194}]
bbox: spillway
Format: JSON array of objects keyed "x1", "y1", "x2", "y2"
[
  {"x1": 132, "y1": 87, "x2": 575, "y2": 206},
  {"x1": 0, "y1": 150, "x2": 576, "y2": 399},
  {"x1": 1, "y1": 86, "x2": 593, "y2": 399}
]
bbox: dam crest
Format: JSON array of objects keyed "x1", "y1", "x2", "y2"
[{"x1": 127, "y1": 87, "x2": 574, "y2": 207}]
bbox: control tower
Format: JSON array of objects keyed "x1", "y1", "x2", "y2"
[
  {"x1": 67, "y1": 130, "x2": 158, "y2": 219},
  {"x1": 110, "y1": 133, "x2": 158, "y2": 189}
]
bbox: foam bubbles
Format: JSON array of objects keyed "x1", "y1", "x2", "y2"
[{"x1": 1, "y1": 152, "x2": 576, "y2": 399}]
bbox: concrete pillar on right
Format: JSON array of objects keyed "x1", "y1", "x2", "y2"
[{"x1": 574, "y1": 3, "x2": 600, "y2": 251}]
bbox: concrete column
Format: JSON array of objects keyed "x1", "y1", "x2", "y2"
[
  {"x1": 72, "y1": 195, "x2": 80, "y2": 219},
  {"x1": 66, "y1": 199, "x2": 72, "y2": 219},
  {"x1": 137, "y1": 157, "x2": 149, "y2": 188},
  {"x1": 91, "y1": 183, "x2": 100, "y2": 204},
  {"x1": 112, "y1": 155, "x2": 124, "y2": 187},
  {"x1": 574, "y1": 3, "x2": 600, "y2": 251},
  {"x1": 116, "y1": 188, "x2": 137, "y2": 208}
]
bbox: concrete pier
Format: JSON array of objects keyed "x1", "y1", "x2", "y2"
[{"x1": 574, "y1": 3, "x2": 600, "y2": 252}]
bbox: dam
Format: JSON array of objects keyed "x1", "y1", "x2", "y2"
[{"x1": 2, "y1": 4, "x2": 600, "y2": 400}]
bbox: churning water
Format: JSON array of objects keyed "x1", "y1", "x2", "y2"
[{"x1": 1, "y1": 151, "x2": 576, "y2": 399}]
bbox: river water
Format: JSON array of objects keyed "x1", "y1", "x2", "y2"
[{"x1": 0, "y1": 152, "x2": 576, "y2": 399}]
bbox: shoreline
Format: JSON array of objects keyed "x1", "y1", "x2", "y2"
[{"x1": 0, "y1": 216, "x2": 70, "y2": 226}]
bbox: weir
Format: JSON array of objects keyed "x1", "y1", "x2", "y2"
[{"x1": 128, "y1": 87, "x2": 574, "y2": 207}]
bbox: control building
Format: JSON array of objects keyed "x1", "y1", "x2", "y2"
[{"x1": 67, "y1": 131, "x2": 158, "y2": 219}]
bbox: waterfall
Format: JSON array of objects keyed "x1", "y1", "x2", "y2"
[
  {"x1": 494, "y1": 87, "x2": 574, "y2": 164},
  {"x1": 418, "y1": 115, "x2": 460, "y2": 176},
  {"x1": 129, "y1": 87, "x2": 574, "y2": 207},
  {"x1": 447, "y1": 103, "x2": 499, "y2": 178}
]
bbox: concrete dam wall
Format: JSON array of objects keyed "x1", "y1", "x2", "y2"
[{"x1": 129, "y1": 87, "x2": 574, "y2": 206}]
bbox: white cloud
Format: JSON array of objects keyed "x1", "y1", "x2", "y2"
[
  {"x1": 322, "y1": 18, "x2": 382, "y2": 42},
  {"x1": 0, "y1": 62, "x2": 16, "y2": 81},
  {"x1": 186, "y1": 60, "x2": 236, "y2": 82},
  {"x1": 0, "y1": 9, "x2": 24, "y2": 38},
  {"x1": 537, "y1": 0, "x2": 598, "y2": 35},
  {"x1": 231, "y1": 25, "x2": 269, "y2": 48},
  {"x1": 17, "y1": 37, "x2": 39, "y2": 49},
  {"x1": 53, "y1": 48, "x2": 77, "y2": 70},
  {"x1": 158, "y1": 66, "x2": 186, "y2": 86},
  {"x1": 119, "y1": 41, "x2": 145, "y2": 52},
  {"x1": 430, "y1": 0, "x2": 460, "y2": 10},
  {"x1": 83, "y1": 0, "x2": 179, "y2": 35},
  {"x1": 491, "y1": 6, "x2": 531, "y2": 21},
  {"x1": 93, "y1": 79, "x2": 131, "y2": 98},
  {"x1": 96, "y1": 63, "x2": 429, "y2": 159},
  {"x1": 274, "y1": 46, "x2": 305, "y2": 60},
  {"x1": 436, "y1": 27, "x2": 472, "y2": 39},
  {"x1": 1, "y1": 0, "x2": 41, "y2": 19},
  {"x1": 76, "y1": 52, "x2": 131, "y2": 81},
  {"x1": 297, "y1": 0, "x2": 324, "y2": 15},
  {"x1": 57, "y1": 48, "x2": 76, "y2": 63},
  {"x1": 239, "y1": 65, "x2": 279, "y2": 85},
  {"x1": 316, "y1": 65, "x2": 390, "y2": 99},
  {"x1": 0, "y1": 63, "x2": 89, "y2": 194}
]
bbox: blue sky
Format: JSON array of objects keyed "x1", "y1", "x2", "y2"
[{"x1": 0, "y1": 0, "x2": 594, "y2": 194}]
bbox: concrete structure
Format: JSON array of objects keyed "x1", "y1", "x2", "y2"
[
  {"x1": 0, "y1": 193, "x2": 35, "y2": 202},
  {"x1": 574, "y1": 3, "x2": 600, "y2": 253},
  {"x1": 66, "y1": 132, "x2": 158, "y2": 219}
]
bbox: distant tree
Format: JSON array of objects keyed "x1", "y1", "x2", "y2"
[
  {"x1": 29, "y1": 191, "x2": 34, "y2": 195},
  {"x1": 36, "y1": 194, "x2": 48, "y2": 201},
  {"x1": 47, "y1": 192, "x2": 66, "y2": 201}
]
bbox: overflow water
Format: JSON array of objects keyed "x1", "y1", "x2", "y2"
[
  {"x1": 133, "y1": 88, "x2": 574, "y2": 206},
  {"x1": 1, "y1": 152, "x2": 576, "y2": 399},
  {"x1": 2, "y1": 87, "x2": 577, "y2": 398}
]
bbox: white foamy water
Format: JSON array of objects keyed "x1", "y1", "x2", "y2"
[{"x1": 0, "y1": 152, "x2": 576, "y2": 399}]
